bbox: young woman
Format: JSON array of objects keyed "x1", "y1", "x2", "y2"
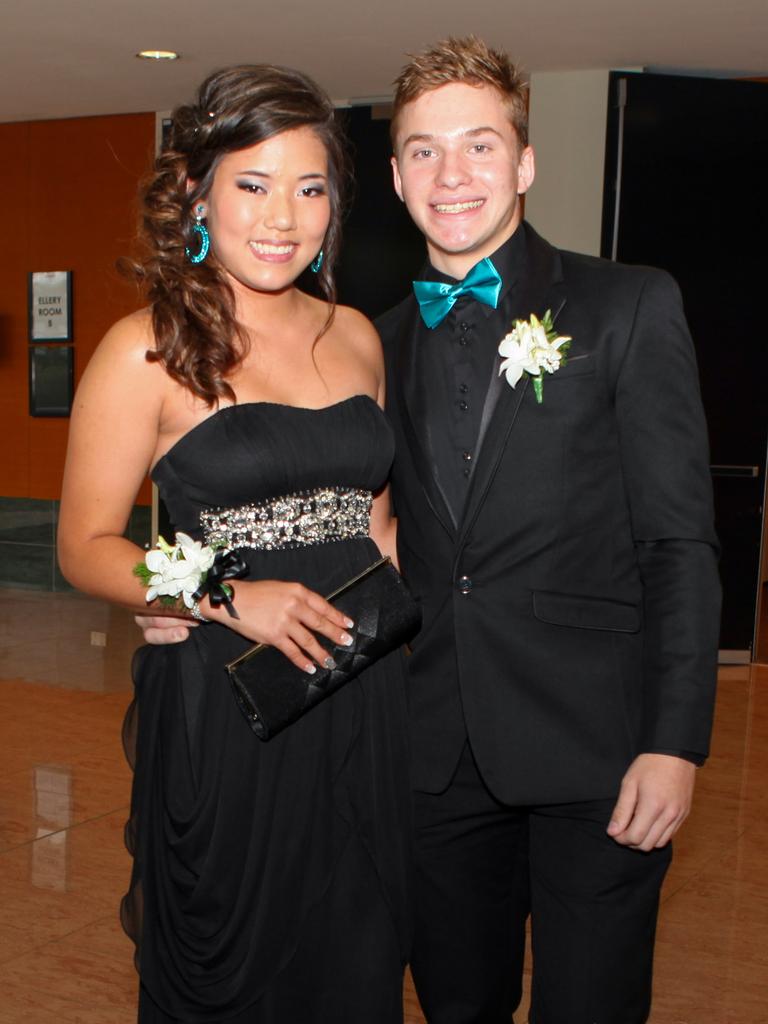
[{"x1": 57, "y1": 65, "x2": 411, "y2": 1023}]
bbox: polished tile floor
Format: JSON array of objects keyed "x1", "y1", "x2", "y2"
[{"x1": 1, "y1": 588, "x2": 766, "y2": 1023}]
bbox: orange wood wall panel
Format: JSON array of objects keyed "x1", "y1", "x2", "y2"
[
  {"x1": 0, "y1": 112, "x2": 155, "y2": 504},
  {"x1": 0, "y1": 123, "x2": 33, "y2": 496}
]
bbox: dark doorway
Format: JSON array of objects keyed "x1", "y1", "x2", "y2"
[
  {"x1": 335, "y1": 105, "x2": 424, "y2": 318},
  {"x1": 601, "y1": 71, "x2": 768, "y2": 657},
  {"x1": 297, "y1": 105, "x2": 424, "y2": 317}
]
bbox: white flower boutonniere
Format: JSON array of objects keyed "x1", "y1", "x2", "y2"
[
  {"x1": 498, "y1": 310, "x2": 572, "y2": 404},
  {"x1": 134, "y1": 533, "x2": 216, "y2": 608}
]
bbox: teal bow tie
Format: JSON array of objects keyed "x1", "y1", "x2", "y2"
[{"x1": 413, "y1": 258, "x2": 503, "y2": 329}]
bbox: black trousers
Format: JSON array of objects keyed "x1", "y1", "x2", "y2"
[{"x1": 410, "y1": 744, "x2": 672, "y2": 1024}]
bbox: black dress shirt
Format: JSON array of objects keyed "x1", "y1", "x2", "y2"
[{"x1": 413, "y1": 228, "x2": 527, "y2": 518}]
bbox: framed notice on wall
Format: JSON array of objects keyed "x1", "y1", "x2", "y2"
[
  {"x1": 28, "y1": 271, "x2": 73, "y2": 342},
  {"x1": 29, "y1": 345, "x2": 74, "y2": 417}
]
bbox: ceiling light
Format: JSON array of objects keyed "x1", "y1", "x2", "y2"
[{"x1": 136, "y1": 50, "x2": 179, "y2": 61}]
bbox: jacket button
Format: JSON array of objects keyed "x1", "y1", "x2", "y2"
[{"x1": 458, "y1": 575, "x2": 473, "y2": 594}]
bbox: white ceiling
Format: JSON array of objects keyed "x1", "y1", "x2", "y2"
[{"x1": 0, "y1": 0, "x2": 766, "y2": 123}]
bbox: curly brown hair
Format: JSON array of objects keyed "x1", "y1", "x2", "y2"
[
  {"x1": 390, "y1": 36, "x2": 528, "y2": 151},
  {"x1": 133, "y1": 64, "x2": 349, "y2": 406}
]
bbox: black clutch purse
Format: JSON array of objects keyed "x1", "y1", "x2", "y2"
[{"x1": 226, "y1": 556, "x2": 421, "y2": 740}]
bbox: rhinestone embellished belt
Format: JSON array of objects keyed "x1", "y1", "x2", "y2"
[{"x1": 200, "y1": 487, "x2": 373, "y2": 551}]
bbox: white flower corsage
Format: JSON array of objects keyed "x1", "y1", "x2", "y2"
[
  {"x1": 133, "y1": 533, "x2": 247, "y2": 618},
  {"x1": 498, "y1": 310, "x2": 572, "y2": 404}
]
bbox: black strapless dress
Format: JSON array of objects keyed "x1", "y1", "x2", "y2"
[{"x1": 122, "y1": 396, "x2": 412, "y2": 1023}]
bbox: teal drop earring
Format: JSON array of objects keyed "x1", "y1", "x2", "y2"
[
  {"x1": 310, "y1": 249, "x2": 324, "y2": 274},
  {"x1": 186, "y1": 204, "x2": 210, "y2": 264}
]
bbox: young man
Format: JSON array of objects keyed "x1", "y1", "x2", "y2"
[
  {"x1": 374, "y1": 36, "x2": 720, "y2": 1023},
  {"x1": 142, "y1": 37, "x2": 721, "y2": 1023}
]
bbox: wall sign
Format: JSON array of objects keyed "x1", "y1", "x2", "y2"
[
  {"x1": 28, "y1": 271, "x2": 73, "y2": 342},
  {"x1": 29, "y1": 345, "x2": 74, "y2": 417}
]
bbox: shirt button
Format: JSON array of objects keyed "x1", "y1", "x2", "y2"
[
  {"x1": 459, "y1": 384, "x2": 469, "y2": 394},
  {"x1": 459, "y1": 400, "x2": 468, "y2": 411},
  {"x1": 459, "y1": 337, "x2": 469, "y2": 347},
  {"x1": 462, "y1": 451, "x2": 472, "y2": 461},
  {"x1": 457, "y1": 575, "x2": 473, "y2": 594},
  {"x1": 460, "y1": 321, "x2": 470, "y2": 332},
  {"x1": 463, "y1": 468, "x2": 471, "y2": 478}
]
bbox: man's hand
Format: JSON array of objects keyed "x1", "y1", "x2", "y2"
[
  {"x1": 607, "y1": 753, "x2": 696, "y2": 851},
  {"x1": 135, "y1": 615, "x2": 194, "y2": 645}
]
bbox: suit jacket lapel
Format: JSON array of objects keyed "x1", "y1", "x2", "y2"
[
  {"x1": 393, "y1": 299, "x2": 458, "y2": 536},
  {"x1": 458, "y1": 225, "x2": 567, "y2": 547}
]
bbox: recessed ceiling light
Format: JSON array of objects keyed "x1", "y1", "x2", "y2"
[{"x1": 136, "y1": 50, "x2": 180, "y2": 61}]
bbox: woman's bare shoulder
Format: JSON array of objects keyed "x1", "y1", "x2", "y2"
[
  {"x1": 331, "y1": 303, "x2": 381, "y2": 355},
  {"x1": 73, "y1": 309, "x2": 170, "y2": 415},
  {"x1": 98, "y1": 308, "x2": 154, "y2": 356},
  {"x1": 84, "y1": 309, "x2": 159, "y2": 377}
]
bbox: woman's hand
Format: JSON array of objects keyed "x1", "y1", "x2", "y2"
[
  {"x1": 200, "y1": 579, "x2": 355, "y2": 673},
  {"x1": 136, "y1": 580, "x2": 355, "y2": 672}
]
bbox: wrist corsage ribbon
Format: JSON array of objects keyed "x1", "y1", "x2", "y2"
[
  {"x1": 498, "y1": 309, "x2": 572, "y2": 404},
  {"x1": 133, "y1": 533, "x2": 248, "y2": 619}
]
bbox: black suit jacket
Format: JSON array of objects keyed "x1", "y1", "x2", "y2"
[{"x1": 376, "y1": 223, "x2": 721, "y2": 805}]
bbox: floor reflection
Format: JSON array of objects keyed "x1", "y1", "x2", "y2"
[{"x1": 32, "y1": 765, "x2": 72, "y2": 892}]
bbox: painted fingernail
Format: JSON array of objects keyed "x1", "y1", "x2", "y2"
[
  {"x1": 340, "y1": 633, "x2": 353, "y2": 646},
  {"x1": 305, "y1": 663, "x2": 317, "y2": 675},
  {"x1": 323, "y1": 656, "x2": 337, "y2": 670},
  {"x1": 344, "y1": 617, "x2": 354, "y2": 628}
]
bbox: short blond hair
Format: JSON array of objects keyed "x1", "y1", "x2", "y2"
[{"x1": 391, "y1": 36, "x2": 528, "y2": 150}]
